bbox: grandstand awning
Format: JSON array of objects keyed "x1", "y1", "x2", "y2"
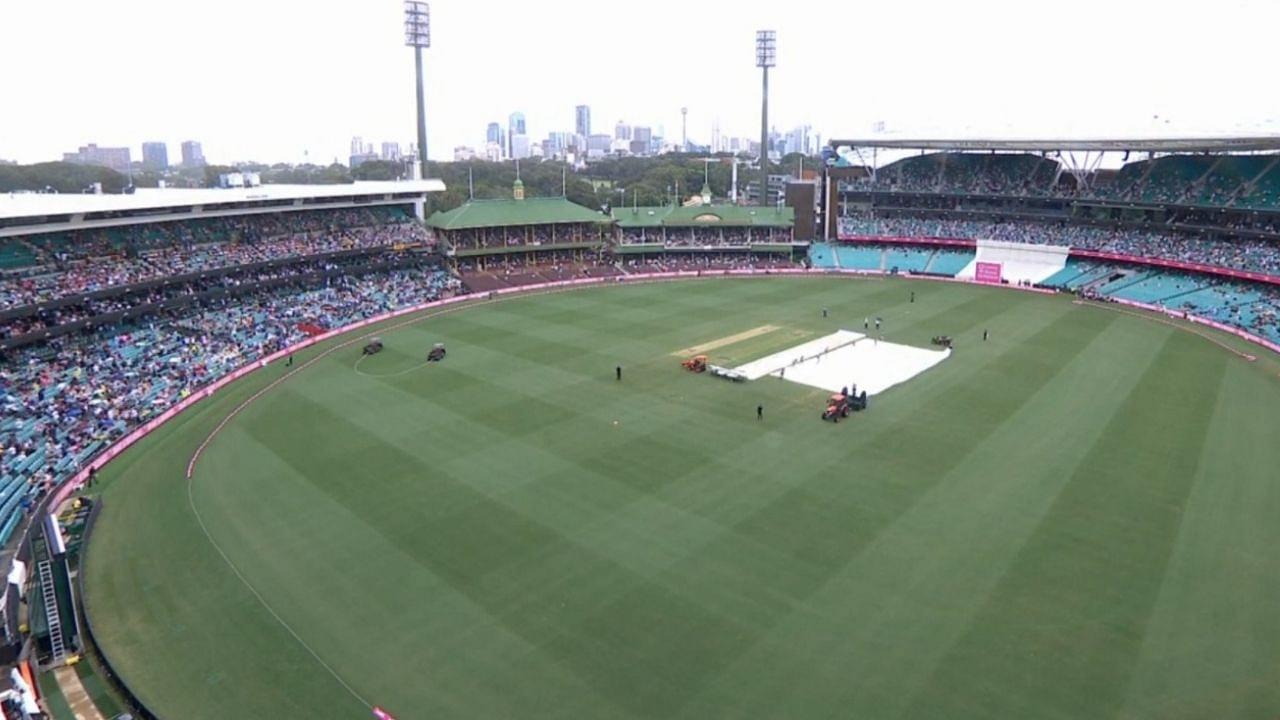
[
  {"x1": 426, "y1": 197, "x2": 609, "y2": 230},
  {"x1": 0, "y1": 180, "x2": 446, "y2": 222},
  {"x1": 828, "y1": 137, "x2": 1280, "y2": 153}
]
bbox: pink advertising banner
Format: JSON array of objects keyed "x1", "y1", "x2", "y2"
[{"x1": 974, "y1": 262, "x2": 1003, "y2": 285}]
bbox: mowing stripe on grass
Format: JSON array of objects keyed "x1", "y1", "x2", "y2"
[
  {"x1": 83, "y1": 278, "x2": 1280, "y2": 720},
  {"x1": 1118, "y1": 359, "x2": 1280, "y2": 718},
  {"x1": 905, "y1": 330, "x2": 1230, "y2": 719}
]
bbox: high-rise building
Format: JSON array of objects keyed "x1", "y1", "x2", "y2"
[
  {"x1": 586, "y1": 134, "x2": 612, "y2": 159},
  {"x1": 545, "y1": 132, "x2": 572, "y2": 159},
  {"x1": 381, "y1": 142, "x2": 402, "y2": 161},
  {"x1": 62, "y1": 144, "x2": 132, "y2": 172},
  {"x1": 510, "y1": 134, "x2": 531, "y2": 160},
  {"x1": 141, "y1": 142, "x2": 169, "y2": 170},
  {"x1": 508, "y1": 112, "x2": 526, "y2": 157},
  {"x1": 615, "y1": 121, "x2": 632, "y2": 141},
  {"x1": 181, "y1": 141, "x2": 206, "y2": 168},
  {"x1": 575, "y1": 105, "x2": 591, "y2": 137},
  {"x1": 453, "y1": 146, "x2": 476, "y2": 162},
  {"x1": 486, "y1": 122, "x2": 507, "y2": 160}
]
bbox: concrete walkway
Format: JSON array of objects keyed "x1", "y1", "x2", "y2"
[{"x1": 52, "y1": 666, "x2": 105, "y2": 720}]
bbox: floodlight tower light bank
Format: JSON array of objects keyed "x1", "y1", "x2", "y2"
[
  {"x1": 405, "y1": 1, "x2": 431, "y2": 171},
  {"x1": 756, "y1": 30, "x2": 776, "y2": 206}
]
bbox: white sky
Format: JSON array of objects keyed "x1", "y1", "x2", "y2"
[{"x1": 1, "y1": 0, "x2": 1277, "y2": 165}]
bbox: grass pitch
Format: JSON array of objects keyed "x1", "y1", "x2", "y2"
[{"x1": 82, "y1": 277, "x2": 1280, "y2": 719}]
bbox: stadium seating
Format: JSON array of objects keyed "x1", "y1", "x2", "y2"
[
  {"x1": 1195, "y1": 156, "x2": 1272, "y2": 206},
  {"x1": 885, "y1": 247, "x2": 932, "y2": 273},
  {"x1": 0, "y1": 261, "x2": 461, "y2": 543},
  {"x1": 926, "y1": 249, "x2": 976, "y2": 275},
  {"x1": 1236, "y1": 162, "x2": 1280, "y2": 210},
  {"x1": 838, "y1": 214, "x2": 1280, "y2": 277},
  {"x1": 834, "y1": 245, "x2": 884, "y2": 271},
  {"x1": 1134, "y1": 156, "x2": 1214, "y2": 204},
  {"x1": 0, "y1": 207, "x2": 432, "y2": 309},
  {"x1": 808, "y1": 243, "x2": 838, "y2": 269}
]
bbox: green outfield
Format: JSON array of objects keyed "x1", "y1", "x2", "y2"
[{"x1": 81, "y1": 277, "x2": 1280, "y2": 719}]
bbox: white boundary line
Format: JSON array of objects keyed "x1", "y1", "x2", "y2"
[{"x1": 110, "y1": 271, "x2": 1276, "y2": 713}]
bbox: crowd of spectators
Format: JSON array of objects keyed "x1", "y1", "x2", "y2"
[
  {"x1": 838, "y1": 215, "x2": 1280, "y2": 276},
  {"x1": 443, "y1": 224, "x2": 599, "y2": 250},
  {"x1": 0, "y1": 254, "x2": 411, "y2": 342},
  {"x1": 0, "y1": 207, "x2": 431, "y2": 309},
  {"x1": 454, "y1": 251, "x2": 623, "y2": 292},
  {"x1": 0, "y1": 264, "x2": 460, "y2": 527},
  {"x1": 620, "y1": 253, "x2": 802, "y2": 273},
  {"x1": 617, "y1": 227, "x2": 790, "y2": 247}
]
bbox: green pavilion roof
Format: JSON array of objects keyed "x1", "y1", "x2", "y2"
[{"x1": 426, "y1": 197, "x2": 609, "y2": 230}]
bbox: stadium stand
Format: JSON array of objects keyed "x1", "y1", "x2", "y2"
[
  {"x1": 0, "y1": 206, "x2": 430, "y2": 309},
  {"x1": 835, "y1": 244, "x2": 884, "y2": 271},
  {"x1": 0, "y1": 193, "x2": 461, "y2": 548},
  {"x1": 838, "y1": 215, "x2": 1280, "y2": 277},
  {"x1": 0, "y1": 263, "x2": 460, "y2": 546},
  {"x1": 826, "y1": 141, "x2": 1280, "y2": 348}
]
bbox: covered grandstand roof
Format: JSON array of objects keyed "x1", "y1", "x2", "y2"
[
  {"x1": 614, "y1": 205, "x2": 794, "y2": 228},
  {"x1": 426, "y1": 197, "x2": 608, "y2": 230},
  {"x1": 829, "y1": 137, "x2": 1280, "y2": 153},
  {"x1": 0, "y1": 180, "x2": 445, "y2": 222}
]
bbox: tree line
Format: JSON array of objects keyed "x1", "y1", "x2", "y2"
[{"x1": 1, "y1": 154, "x2": 818, "y2": 217}]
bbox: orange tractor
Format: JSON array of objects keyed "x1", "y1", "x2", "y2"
[
  {"x1": 822, "y1": 393, "x2": 852, "y2": 422},
  {"x1": 822, "y1": 389, "x2": 868, "y2": 422},
  {"x1": 682, "y1": 355, "x2": 708, "y2": 373}
]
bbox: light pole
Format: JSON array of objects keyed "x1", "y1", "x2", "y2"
[
  {"x1": 405, "y1": 2, "x2": 431, "y2": 171},
  {"x1": 756, "y1": 30, "x2": 776, "y2": 206}
]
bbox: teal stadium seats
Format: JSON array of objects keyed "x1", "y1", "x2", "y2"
[
  {"x1": 1236, "y1": 163, "x2": 1280, "y2": 210},
  {"x1": 1196, "y1": 156, "x2": 1271, "y2": 206},
  {"x1": 1137, "y1": 156, "x2": 1214, "y2": 204},
  {"x1": 835, "y1": 245, "x2": 885, "y2": 271},
  {"x1": 808, "y1": 243, "x2": 837, "y2": 269},
  {"x1": 926, "y1": 249, "x2": 975, "y2": 276}
]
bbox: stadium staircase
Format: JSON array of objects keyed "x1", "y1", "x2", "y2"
[{"x1": 38, "y1": 560, "x2": 66, "y2": 664}]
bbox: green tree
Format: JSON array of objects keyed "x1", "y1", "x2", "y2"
[
  {"x1": 352, "y1": 160, "x2": 404, "y2": 181},
  {"x1": 0, "y1": 162, "x2": 128, "y2": 193}
]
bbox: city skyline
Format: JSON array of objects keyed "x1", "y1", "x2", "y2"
[{"x1": 2, "y1": 0, "x2": 1278, "y2": 166}]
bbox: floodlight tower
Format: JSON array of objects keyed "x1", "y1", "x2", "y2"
[
  {"x1": 756, "y1": 30, "x2": 776, "y2": 206},
  {"x1": 405, "y1": 1, "x2": 431, "y2": 171}
]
